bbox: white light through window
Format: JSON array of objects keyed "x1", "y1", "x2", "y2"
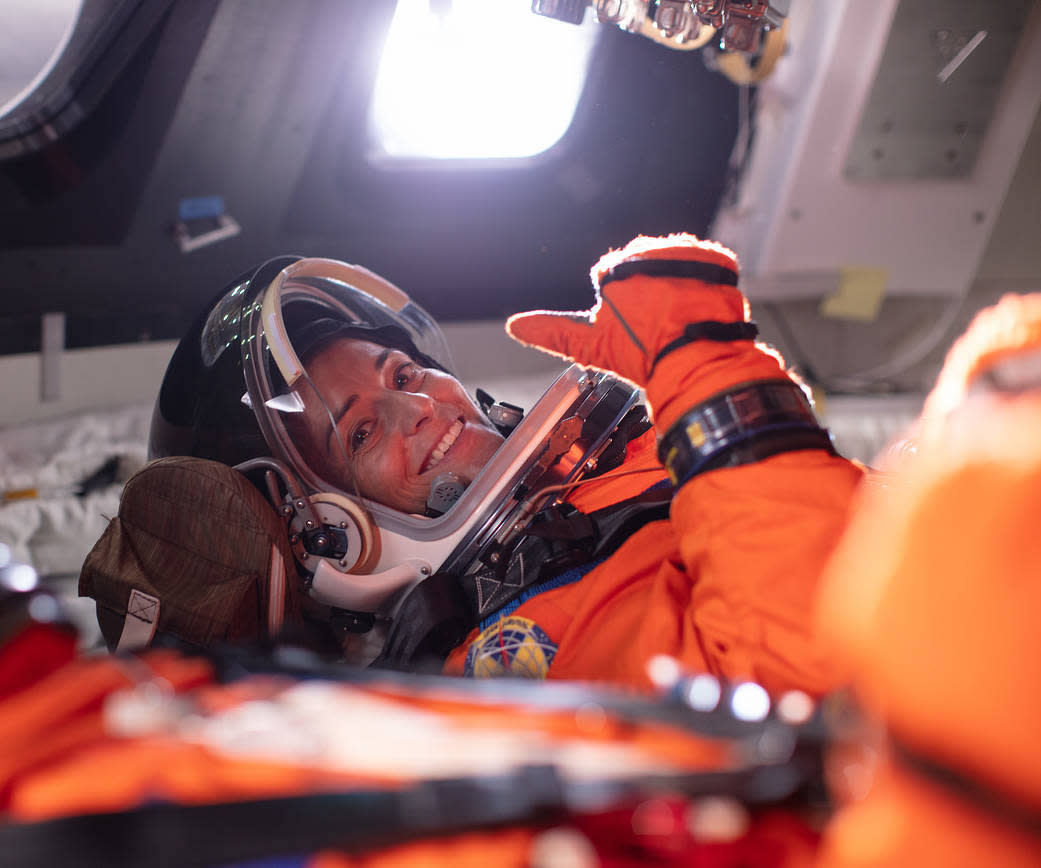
[{"x1": 370, "y1": 0, "x2": 599, "y2": 161}]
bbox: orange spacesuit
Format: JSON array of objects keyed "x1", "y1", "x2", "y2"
[
  {"x1": 877, "y1": 291, "x2": 1041, "y2": 464},
  {"x1": 0, "y1": 235, "x2": 867, "y2": 868},
  {"x1": 814, "y1": 294, "x2": 1041, "y2": 868},
  {"x1": 445, "y1": 234, "x2": 863, "y2": 695}
]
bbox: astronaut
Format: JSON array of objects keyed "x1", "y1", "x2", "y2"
[
  {"x1": 146, "y1": 233, "x2": 862, "y2": 692},
  {"x1": 813, "y1": 293, "x2": 1041, "y2": 867},
  {"x1": 899, "y1": 291, "x2": 1041, "y2": 458}
]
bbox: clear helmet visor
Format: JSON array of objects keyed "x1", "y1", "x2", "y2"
[
  {"x1": 165, "y1": 254, "x2": 638, "y2": 619},
  {"x1": 212, "y1": 258, "x2": 460, "y2": 505}
]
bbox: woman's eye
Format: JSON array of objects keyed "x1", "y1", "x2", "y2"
[
  {"x1": 351, "y1": 426, "x2": 370, "y2": 452},
  {"x1": 394, "y1": 363, "x2": 421, "y2": 389}
]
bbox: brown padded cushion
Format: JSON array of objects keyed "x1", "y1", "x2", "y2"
[{"x1": 79, "y1": 456, "x2": 303, "y2": 650}]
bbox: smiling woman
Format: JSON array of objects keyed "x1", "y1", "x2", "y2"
[
  {"x1": 88, "y1": 239, "x2": 862, "y2": 689},
  {"x1": 138, "y1": 254, "x2": 657, "y2": 644},
  {"x1": 290, "y1": 334, "x2": 504, "y2": 514}
]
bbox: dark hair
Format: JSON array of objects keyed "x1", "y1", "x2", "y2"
[{"x1": 288, "y1": 316, "x2": 449, "y2": 374}]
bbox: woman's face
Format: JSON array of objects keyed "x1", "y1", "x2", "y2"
[{"x1": 295, "y1": 338, "x2": 505, "y2": 513}]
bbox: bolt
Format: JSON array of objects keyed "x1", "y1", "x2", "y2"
[
  {"x1": 295, "y1": 500, "x2": 306, "y2": 510},
  {"x1": 289, "y1": 534, "x2": 299, "y2": 544},
  {"x1": 420, "y1": 566, "x2": 431, "y2": 576},
  {"x1": 339, "y1": 521, "x2": 347, "y2": 528},
  {"x1": 339, "y1": 559, "x2": 348, "y2": 567},
  {"x1": 301, "y1": 553, "x2": 309, "y2": 561},
  {"x1": 314, "y1": 536, "x2": 328, "y2": 548},
  {"x1": 585, "y1": 458, "x2": 598, "y2": 471},
  {"x1": 304, "y1": 520, "x2": 316, "y2": 530},
  {"x1": 489, "y1": 552, "x2": 501, "y2": 563}
]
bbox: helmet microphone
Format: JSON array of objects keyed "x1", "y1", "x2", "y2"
[{"x1": 426, "y1": 472, "x2": 465, "y2": 516}]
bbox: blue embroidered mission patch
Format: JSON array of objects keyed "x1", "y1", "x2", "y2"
[{"x1": 463, "y1": 615, "x2": 558, "y2": 678}]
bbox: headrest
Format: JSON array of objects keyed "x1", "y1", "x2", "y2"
[{"x1": 79, "y1": 456, "x2": 303, "y2": 651}]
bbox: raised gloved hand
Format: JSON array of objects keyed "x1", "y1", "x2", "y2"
[{"x1": 507, "y1": 234, "x2": 790, "y2": 431}]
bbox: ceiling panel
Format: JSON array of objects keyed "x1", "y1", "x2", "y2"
[{"x1": 0, "y1": 0, "x2": 740, "y2": 352}]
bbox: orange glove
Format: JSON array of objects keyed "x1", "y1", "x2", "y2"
[{"x1": 507, "y1": 234, "x2": 789, "y2": 431}]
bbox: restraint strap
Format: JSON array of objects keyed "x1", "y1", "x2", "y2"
[
  {"x1": 376, "y1": 487, "x2": 673, "y2": 671},
  {"x1": 0, "y1": 748, "x2": 823, "y2": 868},
  {"x1": 891, "y1": 731, "x2": 1041, "y2": 840},
  {"x1": 0, "y1": 768, "x2": 570, "y2": 868}
]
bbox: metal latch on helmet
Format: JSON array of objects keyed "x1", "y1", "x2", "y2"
[{"x1": 516, "y1": 415, "x2": 584, "y2": 497}]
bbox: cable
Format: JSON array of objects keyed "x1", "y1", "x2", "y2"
[{"x1": 825, "y1": 293, "x2": 970, "y2": 392}]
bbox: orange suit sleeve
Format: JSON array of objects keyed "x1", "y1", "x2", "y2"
[{"x1": 648, "y1": 341, "x2": 863, "y2": 696}]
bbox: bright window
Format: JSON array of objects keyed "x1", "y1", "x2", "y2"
[{"x1": 370, "y1": 0, "x2": 598, "y2": 162}]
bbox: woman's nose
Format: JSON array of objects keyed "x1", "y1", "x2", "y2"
[{"x1": 389, "y1": 390, "x2": 436, "y2": 432}]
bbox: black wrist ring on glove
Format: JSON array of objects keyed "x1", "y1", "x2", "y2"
[{"x1": 657, "y1": 380, "x2": 835, "y2": 489}]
